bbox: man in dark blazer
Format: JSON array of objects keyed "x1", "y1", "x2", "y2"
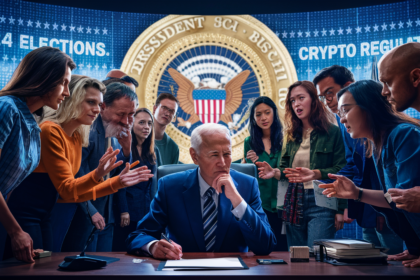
[
  {"x1": 60, "y1": 83, "x2": 138, "y2": 252},
  {"x1": 126, "y1": 123, "x2": 276, "y2": 259}
]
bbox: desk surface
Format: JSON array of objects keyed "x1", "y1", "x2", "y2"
[{"x1": 1, "y1": 252, "x2": 419, "y2": 279}]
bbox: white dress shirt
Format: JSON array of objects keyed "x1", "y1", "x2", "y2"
[{"x1": 142, "y1": 168, "x2": 247, "y2": 254}]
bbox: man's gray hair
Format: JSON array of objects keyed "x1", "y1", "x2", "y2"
[{"x1": 191, "y1": 123, "x2": 231, "y2": 151}]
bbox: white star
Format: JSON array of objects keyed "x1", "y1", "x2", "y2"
[
  {"x1": 86, "y1": 27, "x2": 92, "y2": 34},
  {"x1": 407, "y1": 19, "x2": 413, "y2": 27},
  {"x1": 61, "y1": 24, "x2": 67, "y2": 31},
  {"x1": 337, "y1": 28, "x2": 344, "y2": 35},
  {"x1": 346, "y1": 27, "x2": 352, "y2": 34},
  {"x1": 69, "y1": 25, "x2": 76, "y2": 32},
  {"x1": 78, "y1": 63, "x2": 84, "y2": 69},
  {"x1": 27, "y1": 19, "x2": 33, "y2": 27},
  {"x1": 416, "y1": 18, "x2": 420, "y2": 26},
  {"x1": 0, "y1": 16, "x2": 6, "y2": 23},
  {"x1": 102, "y1": 63, "x2": 107, "y2": 69},
  {"x1": 373, "y1": 24, "x2": 379, "y2": 31},
  {"x1": 87, "y1": 63, "x2": 92, "y2": 69},
  {"x1": 364, "y1": 25, "x2": 371, "y2": 32},
  {"x1": 282, "y1": 31, "x2": 287, "y2": 38},
  {"x1": 102, "y1": 28, "x2": 108, "y2": 35},
  {"x1": 275, "y1": 31, "x2": 280, "y2": 37},
  {"x1": 398, "y1": 21, "x2": 404, "y2": 29},
  {"x1": 77, "y1": 25, "x2": 84, "y2": 33},
  {"x1": 329, "y1": 28, "x2": 335, "y2": 35},
  {"x1": 44, "y1": 22, "x2": 50, "y2": 29},
  {"x1": 348, "y1": 66, "x2": 353, "y2": 71},
  {"x1": 53, "y1": 23, "x2": 58, "y2": 30},
  {"x1": 390, "y1": 22, "x2": 396, "y2": 29},
  {"x1": 381, "y1": 23, "x2": 387, "y2": 31},
  {"x1": 305, "y1": 31, "x2": 311, "y2": 37},
  {"x1": 35, "y1": 20, "x2": 41, "y2": 28},
  {"x1": 306, "y1": 68, "x2": 312, "y2": 73},
  {"x1": 11, "y1": 56, "x2": 16, "y2": 63},
  {"x1": 355, "y1": 26, "x2": 362, "y2": 33},
  {"x1": 18, "y1": 18, "x2": 23, "y2": 25},
  {"x1": 313, "y1": 29, "x2": 319, "y2": 37},
  {"x1": 8, "y1": 16, "x2": 15, "y2": 24},
  {"x1": 94, "y1": 64, "x2": 99, "y2": 70},
  {"x1": 289, "y1": 31, "x2": 295, "y2": 38},
  {"x1": 321, "y1": 28, "x2": 327, "y2": 36},
  {"x1": 2, "y1": 54, "x2": 8, "y2": 61},
  {"x1": 94, "y1": 27, "x2": 100, "y2": 34},
  {"x1": 356, "y1": 65, "x2": 361, "y2": 70},
  {"x1": 297, "y1": 31, "x2": 303, "y2": 37},
  {"x1": 315, "y1": 68, "x2": 320, "y2": 73}
]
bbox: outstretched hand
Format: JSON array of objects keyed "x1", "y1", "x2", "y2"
[
  {"x1": 283, "y1": 167, "x2": 315, "y2": 183},
  {"x1": 119, "y1": 163, "x2": 154, "y2": 187},
  {"x1": 256, "y1": 161, "x2": 275, "y2": 179},
  {"x1": 319, "y1": 174, "x2": 359, "y2": 200},
  {"x1": 94, "y1": 147, "x2": 123, "y2": 181}
]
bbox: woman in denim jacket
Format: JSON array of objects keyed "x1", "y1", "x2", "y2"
[
  {"x1": 257, "y1": 81, "x2": 347, "y2": 249},
  {"x1": 322, "y1": 80, "x2": 420, "y2": 268}
]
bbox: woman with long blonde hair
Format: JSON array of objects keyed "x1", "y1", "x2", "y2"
[{"x1": 6, "y1": 75, "x2": 153, "y2": 253}]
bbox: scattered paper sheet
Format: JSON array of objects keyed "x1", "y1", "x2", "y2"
[
  {"x1": 313, "y1": 180, "x2": 338, "y2": 211},
  {"x1": 164, "y1": 257, "x2": 244, "y2": 270}
]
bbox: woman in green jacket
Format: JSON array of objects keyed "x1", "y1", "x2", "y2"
[
  {"x1": 243, "y1": 96, "x2": 287, "y2": 251},
  {"x1": 257, "y1": 81, "x2": 347, "y2": 249}
]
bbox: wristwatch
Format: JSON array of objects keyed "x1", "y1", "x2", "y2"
[{"x1": 355, "y1": 187, "x2": 363, "y2": 202}]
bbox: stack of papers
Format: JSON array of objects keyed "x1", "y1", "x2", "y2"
[{"x1": 315, "y1": 239, "x2": 387, "y2": 260}]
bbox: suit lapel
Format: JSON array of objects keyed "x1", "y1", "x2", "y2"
[
  {"x1": 214, "y1": 175, "x2": 236, "y2": 252},
  {"x1": 182, "y1": 168, "x2": 206, "y2": 252}
]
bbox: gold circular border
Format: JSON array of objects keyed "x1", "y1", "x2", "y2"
[{"x1": 145, "y1": 33, "x2": 272, "y2": 164}]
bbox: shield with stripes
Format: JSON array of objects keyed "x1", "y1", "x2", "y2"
[{"x1": 192, "y1": 89, "x2": 226, "y2": 124}]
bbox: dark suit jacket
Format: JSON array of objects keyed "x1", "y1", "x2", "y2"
[{"x1": 126, "y1": 168, "x2": 276, "y2": 255}]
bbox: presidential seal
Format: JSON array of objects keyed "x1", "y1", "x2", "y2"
[{"x1": 121, "y1": 15, "x2": 297, "y2": 163}]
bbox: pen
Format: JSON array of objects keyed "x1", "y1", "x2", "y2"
[{"x1": 161, "y1": 233, "x2": 172, "y2": 244}]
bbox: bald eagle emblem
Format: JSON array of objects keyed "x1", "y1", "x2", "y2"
[{"x1": 168, "y1": 68, "x2": 250, "y2": 129}]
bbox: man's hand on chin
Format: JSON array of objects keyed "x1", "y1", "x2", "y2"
[
  {"x1": 150, "y1": 239, "x2": 183, "y2": 260},
  {"x1": 212, "y1": 173, "x2": 243, "y2": 208},
  {"x1": 117, "y1": 128, "x2": 132, "y2": 157}
]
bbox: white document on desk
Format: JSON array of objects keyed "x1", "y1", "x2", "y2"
[
  {"x1": 163, "y1": 257, "x2": 245, "y2": 270},
  {"x1": 312, "y1": 180, "x2": 338, "y2": 211}
]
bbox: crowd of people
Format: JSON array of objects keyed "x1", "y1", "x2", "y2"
[{"x1": 0, "y1": 42, "x2": 419, "y2": 268}]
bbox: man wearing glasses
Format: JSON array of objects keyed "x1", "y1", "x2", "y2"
[
  {"x1": 153, "y1": 93, "x2": 180, "y2": 165},
  {"x1": 313, "y1": 65, "x2": 403, "y2": 255}
]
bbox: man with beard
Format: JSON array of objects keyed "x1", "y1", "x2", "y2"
[
  {"x1": 61, "y1": 82, "x2": 138, "y2": 252},
  {"x1": 153, "y1": 93, "x2": 180, "y2": 165}
]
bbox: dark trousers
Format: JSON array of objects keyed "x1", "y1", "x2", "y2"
[
  {"x1": 112, "y1": 221, "x2": 138, "y2": 252},
  {"x1": 264, "y1": 209, "x2": 288, "y2": 251},
  {"x1": 62, "y1": 222, "x2": 114, "y2": 252}
]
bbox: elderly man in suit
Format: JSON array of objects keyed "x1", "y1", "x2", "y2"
[{"x1": 126, "y1": 123, "x2": 276, "y2": 259}]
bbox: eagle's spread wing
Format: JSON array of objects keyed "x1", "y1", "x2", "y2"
[
  {"x1": 168, "y1": 68, "x2": 199, "y2": 125},
  {"x1": 220, "y1": 70, "x2": 250, "y2": 124}
]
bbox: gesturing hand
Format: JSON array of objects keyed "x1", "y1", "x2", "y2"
[
  {"x1": 150, "y1": 239, "x2": 183, "y2": 260},
  {"x1": 120, "y1": 212, "x2": 130, "y2": 228},
  {"x1": 283, "y1": 167, "x2": 315, "y2": 183},
  {"x1": 212, "y1": 173, "x2": 243, "y2": 208},
  {"x1": 256, "y1": 161, "x2": 275, "y2": 179},
  {"x1": 388, "y1": 187, "x2": 420, "y2": 213},
  {"x1": 119, "y1": 163, "x2": 154, "y2": 187},
  {"x1": 94, "y1": 147, "x2": 123, "y2": 181},
  {"x1": 246, "y1": 150, "x2": 259, "y2": 163},
  {"x1": 10, "y1": 230, "x2": 35, "y2": 263},
  {"x1": 319, "y1": 174, "x2": 359, "y2": 200}
]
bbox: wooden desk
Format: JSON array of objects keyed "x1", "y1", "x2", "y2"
[{"x1": 1, "y1": 252, "x2": 419, "y2": 279}]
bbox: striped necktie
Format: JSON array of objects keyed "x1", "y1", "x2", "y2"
[{"x1": 203, "y1": 187, "x2": 217, "y2": 252}]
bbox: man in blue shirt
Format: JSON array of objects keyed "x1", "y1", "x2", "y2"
[{"x1": 313, "y1": 65, "x2": 403, "y2": 254}]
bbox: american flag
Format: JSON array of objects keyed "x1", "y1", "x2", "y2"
[{"x1": 193, "y1": 89, "x2": 226, "y2": 124}]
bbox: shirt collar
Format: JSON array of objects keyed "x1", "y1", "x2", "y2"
[
  {"x1": 198, "y1": 168, "x2": 213, "y2": 198},
  {"x1": 12, "y1": 96, "x2": 40, "y2": 132}
]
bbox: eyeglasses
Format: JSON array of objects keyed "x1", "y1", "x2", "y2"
[
  {"x1": 160, "y1": 105, "x2": 178, "y2": 118},
  {"x1": 318, "y1": 91, "x2": 335, "y2": 103},
  {"x1": 337, "y1": 104, "x2": 358, "y2": 119}
]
